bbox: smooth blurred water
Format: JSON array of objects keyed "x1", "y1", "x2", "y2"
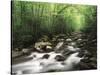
[{"x1": 12, "y1": 51, "x2": 83, "y2": 74}]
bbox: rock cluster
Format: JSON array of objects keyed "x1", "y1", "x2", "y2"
[{"x1": 12, "y1": 32, "x2": 97, "y2": 72}]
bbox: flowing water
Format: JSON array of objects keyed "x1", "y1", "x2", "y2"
[{"x1": 12, "y1": 49, "x2": 83, "y2": 74}]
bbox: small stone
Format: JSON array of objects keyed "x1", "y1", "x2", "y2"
[
  {"x1": 70, "y1": 42, "x2": 76, "y2": 46},
  {"x1": 90, "y1": 57, "x2": 97, "y2": 62},
  {"x1": 67, "y1": 46, "x2": 79, "y2": 51},
  {"x1": 42, "y1": 54, "x2": 50, "y2": 59},
  {"x1": 55, "y1": 42, "x2": 64, "y2": 50},
  {"x1": 81, "y1": 58, "x2": 90, "y2": 63},
  {"x1": 46, "y1": 46, "x2": 52, "y2": 49},
  {"x1": 66, "y1": 38, "x2": 72, "y2": 42},
  {"x1": 77, "y1": 39, "x2": 82, "y2": 41},
  {"x1": 79, "y1": 62, "x2": 91, "y2": 70},
  {"x1": 22, "y1": 48, "x2": 29, "y2": 53},
  {"x1": 75, "y1": 48, "x2": 80, "y2": 51},
  {"x1": 55, "y1": 55, "x2": 65, "y2": 61}
]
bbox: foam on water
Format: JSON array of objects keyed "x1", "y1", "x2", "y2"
[{"x1": 12, "y1": 51, "x2": 83, "y2": 74}]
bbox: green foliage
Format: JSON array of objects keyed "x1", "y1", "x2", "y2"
[{"x1": 12, "y1": 1, "x2": 97, "y2": 48}]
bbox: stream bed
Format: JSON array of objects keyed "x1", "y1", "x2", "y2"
[{"x1": 12, "y1": 33, "x2": 97, "y2": 75}]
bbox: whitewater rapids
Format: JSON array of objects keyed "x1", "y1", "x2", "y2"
[{"x1": 12, "y1": 51, "x2": 84, "y2": 74}]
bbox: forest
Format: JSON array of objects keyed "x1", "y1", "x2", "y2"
[{"x1": 12, "y1": 1, "x2": 97, "y2": 74}]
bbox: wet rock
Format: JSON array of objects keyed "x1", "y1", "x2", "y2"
[
  {"x1": 35, "y1": 42, "x2": 52, "y2": 48},
  {"x1": 45, "y1": 46, "x2": 53, "y2": 52},
  {"x1": 77, "y1": 39, "x2": 82, "y2": 41},
  {"x1": 69, "y1": 42, "x2": 76, "y2": 46},
  {"x1": 58, "y1": 39, "x2": 64, "y2": 42},
  {"x1": 34, "y1": 41, "x2": 52, "y2": 52},
  {"x1": 61, "y1": 62, "x2": 66, "y2": 65},
  {"x1": 46, "y1": 46, "x2": 52, "y2": 49},
  {"x1": 52, "y1": 38, "x2": 57, "y2": 42},
  {"x1": 31, "y1": 47, "x2": 40, "y2": 52},
  {"x1": 75, "y1": 48, "x2": 80, "y2": 51},
  {"x1": 36, "y1": 48, "x2": 43, "y2": 52},
  {"x1": 55, "y1": 55, "x2": 65, "y2": 61},
  {"x1": 79, "y1": 62, "x2": 91, "y2": 70},
  {"x1": 80, "y1": 57, "x2": 90, "y2": 63},
  {"x1": 55, "y1": 34, "x2": 66, "y2": 39},
  {"x1": 12, "y1": 50, "x2": 23, "y2": 58},
  {"x1": 67, "y1": 46, "x2": 80, "y2": 51},
  {"x1": 47, "y1": 70, "x2": 57, "y2": 72},
  {"x1": 66, "y1": 38, "x2": 72, "y2": 42},
  {"x1": 22, "y1": 48, "x2": 30, "y2": 54},
  {"x1": 78, "y1": 52, "x2": 85, "y2": 57},
  {"x1": 79, "y1": 61, "x2": 97, "y2": 70},
  {"x1": 14, "y1": 48, "x2": 22, "y2": 51},
  {"x1": 39, "y1": 35, "x2": 50, "y2": 42},
  {"x1": 78, "y1": 44, "x2": 84, "y2": 48},
  {"x1": 42, "y1": 54, "x2": 50, "y2": 59},
  {"x1": 85, "y1": 52, "x2": 93, "y2": 58},
  {"x1": 40, "y1": 45, "x2": 53, "y2": 52},
  {"x1": 14, "y1": 48, "x2": 19, "y2": 51},
  {"x1": 63, "y1": 51, "x2": 75, "y2": 57},
  {"x1": 88, "y1": 63, "x2": 97, "y2": 69},
  {"x1": 67, "y1": 46, "x2": 74, "y2": 51},
  {"x1": 90, "y1": 57, "x2": 97, "y2": 62}
]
